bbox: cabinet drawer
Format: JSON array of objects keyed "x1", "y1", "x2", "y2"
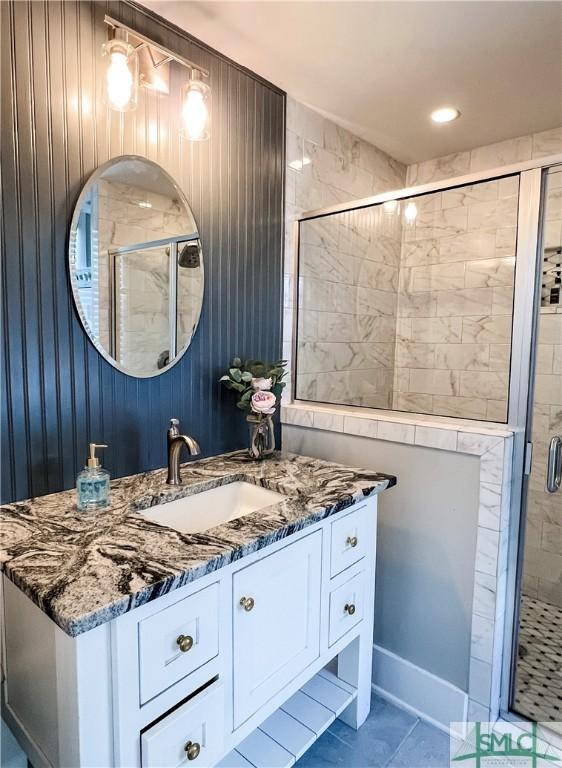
[
  {"x1": 330, "y1": 505, "x2": 369, "y2": 577},
  {"x1": 141, "y1": 681, "x2": 224, "y2": 768},
  {"x1": 328, "y1": 571, "x2": 365, "y2": 646},
  {"x1": 138, "y1": 583, "x2": 219, "y2": 704},
  {"x1": 233, "y1": 531, "x2": 322, "y2": 727}
]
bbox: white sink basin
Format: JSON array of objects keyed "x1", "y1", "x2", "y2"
[{"x1": 140, "y1": 481, "x2": 286, "y2": 535}]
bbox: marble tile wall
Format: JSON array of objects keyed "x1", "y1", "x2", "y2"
[
  {"x1": 392, "y1": 177, "x2": 519, "y2": 421},
  {"x1": 291, "y1": 117, "x2": 561, "y2": 423},
  {"x1": 406, "y1": 126, "x2": 562, "y2": 186},
  {"x1": 95, "y1": 179, "x2": 202, "y2": 373},
  {"x1": 521, "y1": 169, "x2": 562, "y2": 609},
  {"x1": 284, "y1": 97, "x2": 407, "y2": 402},
  {"x1": 296, "y1": 205, "x2": 402, "y2": 407}
]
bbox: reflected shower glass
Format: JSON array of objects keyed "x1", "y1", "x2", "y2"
[{"x1": 295, "y1": 176, "x2": 520, "y2": 422}]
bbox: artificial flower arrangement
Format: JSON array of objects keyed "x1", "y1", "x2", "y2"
[{"x1": 219, "y1": 357, "x2": 287, "y2": 458}]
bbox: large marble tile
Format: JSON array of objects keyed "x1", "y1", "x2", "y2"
[
  {"x1": 438, "y1": 230, "x2": 497, "y2": 263},
  {"x1": 414, "y1": 425, "x2": 457, "y2": 451},
  {"x1": 431, "y1": 395, "x2": 487, "y2": 419},
  {"x1": 317, "y1": 312, "x2": 396, "y2": 344},
  {"x1": 393, "y1": 392, "x2": 434, "y2": 413},
  {"x1": 461, "y1": 315, "x2": 512, "y2": 344},
  {"x1": 407, "y1": 151, "x2": 471, "y2": 186},
  {"x1": 442, "y1": 180, "x2": 499, "y2": 209},
  {"x1": 395, "y1": 341, "x2": 435, "y2": 369},
  {"x1": 464, "y1": 257, "x2": 515, "y2": 289},
  {"x1": 410, "y1": 262, "x2": 466, "y2": 292},
  {"x1": 397, "y1": 291, "x2": 437, "y2": 318},
  {"x1": 460, "y1": 370, "x2": 509, "y2": 400},
  {"x1": 409, "y1": 369, "x2": 460, "y2": 397},
  {"x1": 532, "y1": 126, "x2": 562, "y2": 158},
  {"x1": 435, "y1": 343, "x2": 490, "y2": 372},
  {"x1": 297, "y1": 341, "x2": 394, "y2": 375},
  {"x1": 412, "y1": 206, "x2": 469, "y2": 241},
  {"x1": 356, "y1": 285, "x2": 397, "y2": 316},
  {"x1": 401, "y1": 239, "x2": 440, "y2": 268},
  {"x1": 436, "y1": 288, "x2": 493, "y2": 317},
  {"x1": 469, "y1": 135, "x2": 532, "y2": 172},
  {"x1": 411, "y1": 317, "x2": 462, "y2": 343},
  {"x1": 467, "y1": 197, "x2": 519, "y2": 231},
  {"x1": 357, "y1": 260, "x2": 400, "y2": 292},
  {"x1": 300, "y1": 242, "x2": 356, "y2": 286}
]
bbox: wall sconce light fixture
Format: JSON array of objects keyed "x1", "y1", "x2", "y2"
[{"x1": 103, "y1": 16, "x2": 211, "y2": 140}]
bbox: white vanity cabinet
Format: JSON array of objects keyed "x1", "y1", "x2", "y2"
[
  {"x1": 2, "y1": 496, "x2": 378, "y2": 768},
  {"x1": 233, "y1": 531, "x2": 322, "y2": 727}
]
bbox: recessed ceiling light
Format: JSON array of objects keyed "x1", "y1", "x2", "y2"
[{"x1": 430, "y1": 107, "x2": 461, "y2": 124}]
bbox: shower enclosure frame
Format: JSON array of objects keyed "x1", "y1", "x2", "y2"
[{"x1": 290, "y1": 151, "x2": 562, "y2": 723}]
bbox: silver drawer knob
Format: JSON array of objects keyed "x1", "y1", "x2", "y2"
[
  {"x1": 346, "y1": 536, "x2": 358, "y2": 548},
  {"x1": 344, "y1": 603, "x2": 356, "y2": 615},
  {"x1": 239, "y1": 596, "x2": 255, "y2": 612}
]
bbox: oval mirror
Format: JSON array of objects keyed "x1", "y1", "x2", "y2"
[{"x1": 69, "y1": 155, "x2": 204, "y2": 377}]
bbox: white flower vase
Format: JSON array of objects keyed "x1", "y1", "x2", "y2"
[{"x1": 246, "y1": 414, "x2": 275, "y2": 460}]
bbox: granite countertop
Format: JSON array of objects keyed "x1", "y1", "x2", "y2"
[{"x1": 0, "y1": 451, "x2": 396, "y2": 637}]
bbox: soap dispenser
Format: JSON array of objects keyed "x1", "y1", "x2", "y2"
[{"x1": 77, "y1": 443, "x2": 110, "y2": 511}]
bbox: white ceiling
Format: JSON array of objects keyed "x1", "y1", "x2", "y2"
[{"x1": 142, "y1": 1, "x2": 562, "y2": 164}]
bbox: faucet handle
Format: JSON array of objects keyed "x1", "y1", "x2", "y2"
[{"x1": 168, "y1": 418, "x2": 180, "y2": 440}]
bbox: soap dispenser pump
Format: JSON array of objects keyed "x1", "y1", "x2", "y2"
[{"x1": 77, "y1": 443, "x2": 110, "y2": 511}]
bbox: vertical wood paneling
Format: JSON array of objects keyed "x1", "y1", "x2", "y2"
[{"x1": 1, "y1": 0, "x2": 285, "y2": 503}]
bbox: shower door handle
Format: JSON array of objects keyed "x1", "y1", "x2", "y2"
[{"x1": 546, "y1": 435, "x2": 562, "y2": 493}]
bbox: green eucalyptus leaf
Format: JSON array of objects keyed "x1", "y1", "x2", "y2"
[
  {"x1": 221, "y1": 379, "x2": 233, "y2": 390},
  {"x1": 232, "y1": 357, "x2": 242, "y2": 368},
  {"x1": 229, "y1": 367, "x2": 242, "y2": 383},
  {"x1": 231, "y1": 382, "x2": 245, "y2": 392},
  {"x1": 241, "y1": 371, "x2": 253, "y2": 382}
]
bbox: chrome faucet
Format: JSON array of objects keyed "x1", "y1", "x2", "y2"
[{"x1": 166, "y1": 418, "x2": 201, "y2": 485}]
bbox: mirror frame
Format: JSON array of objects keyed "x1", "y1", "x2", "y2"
[{"x1": 68, "y1": 155, "x2": 204, "y2": 378}]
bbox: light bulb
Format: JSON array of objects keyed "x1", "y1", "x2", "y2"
[
  {"x1": 102, "y1": 39, "x2": 138, "y2": 113},
  {"x1": 107, "y1": 52, "x2": 133, "y2": 109},
  {"x1": 404, "y1": 202, "x2": 418, "y2": 223},
  {"x1": 181, "y1": 72, "x2": 211, "y2": 141},
  {"x1": 182, "y1": 89, "x2": 208, "y2": 140}
]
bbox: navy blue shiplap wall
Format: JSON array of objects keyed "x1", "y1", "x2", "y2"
[{"x1": 1, "y1": 0, "x2": 285, "y2": 503}]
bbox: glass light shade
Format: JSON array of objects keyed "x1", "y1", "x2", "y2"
[
  {"x1": 180, "y1": 74, "x2": 211, "y2": 141},
  {"x1": 102, "y1": 39, "x2": 138, "y2": 113}
]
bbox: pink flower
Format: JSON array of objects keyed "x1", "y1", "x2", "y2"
[
  {"x1": 252, "y1": 377, "x2": 273, "y2": 391},
  {"x1": 251, "y1": 390, "x2": 276, "y2": 415}
]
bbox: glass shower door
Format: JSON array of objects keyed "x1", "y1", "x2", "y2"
[{"x1": 512, "y1": 166, "x2": 562, "y2": 726}]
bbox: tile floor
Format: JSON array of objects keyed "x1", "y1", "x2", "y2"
[
  {"x1": 295, "y1": 693, "x2": 460, "y2": 767},
  {"x1": 513, "y1": 595, "x2": 562, "y2": 729}
]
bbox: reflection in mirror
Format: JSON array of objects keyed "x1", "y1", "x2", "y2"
[{"x1": 70, "y1": 155, "x2": 203, "y2": 377}]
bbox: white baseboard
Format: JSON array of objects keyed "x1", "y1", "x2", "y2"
[{"x1": 372, "y1": 644, "x2": 468, "y2": 737}]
